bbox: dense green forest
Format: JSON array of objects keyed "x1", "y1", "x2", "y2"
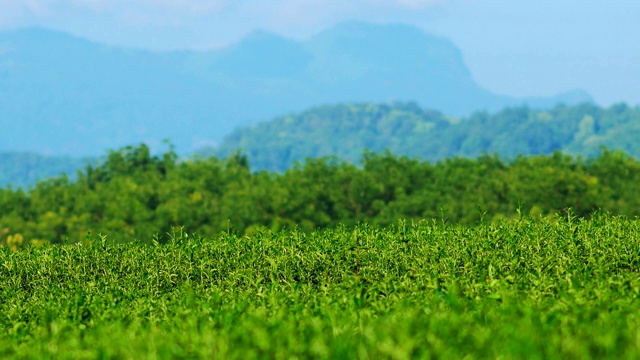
[
  {"x1": 0, "y1": 152, "x2": 89, "y2": 188},
  {"x1": 2, "y1": 144, "x2": 640, "y2": 246},
  {"x1": 214, "y1": 102, "x2": 640, "y2": 171}
]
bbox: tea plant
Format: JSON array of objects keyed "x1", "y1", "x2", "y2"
[{"x1": 1, "y1": 213, "x2": 639, "y2": 358}]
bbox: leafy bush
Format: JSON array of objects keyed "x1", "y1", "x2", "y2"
[{"x1": 1, "y1": 145, "x2": 640, "y2": 245}]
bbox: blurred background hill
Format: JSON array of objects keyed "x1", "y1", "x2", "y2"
[
  {"x1": 0, "y1": 22, "x2": 591, "y2": 157},
  {"x1": 1, "y1": 0, "x2": 638, "y2": 188}
]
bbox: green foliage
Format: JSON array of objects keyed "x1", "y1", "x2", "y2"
[
  {"x1": 1, "y1": 216, "x2": 640, "y2": 358},
  {"x1": 213, "y1": 102, "x2": 640, "y2": 171},
  {"x1": 2, "y1": 144, "x2": 640, "y2": 245}
]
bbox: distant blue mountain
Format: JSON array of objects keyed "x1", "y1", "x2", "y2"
[{"x1": 0, "y1": 21, "x2": 592, "y2": 155}]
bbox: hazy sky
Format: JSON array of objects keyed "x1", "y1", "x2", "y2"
[{"x1": 1, "y1": 0, "x2": 638, "y2": 106}]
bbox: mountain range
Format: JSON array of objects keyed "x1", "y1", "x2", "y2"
[{"x1": 0, "y1": 21, "x2": 591, "y2": 156}]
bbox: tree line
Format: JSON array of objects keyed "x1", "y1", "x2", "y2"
[{"x1": 1, "y1": 144, "x2": 640, "y2": 246}]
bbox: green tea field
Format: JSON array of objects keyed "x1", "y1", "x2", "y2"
[{"x1": 2, "y1": 213, "x2": 639, "y2": 359}]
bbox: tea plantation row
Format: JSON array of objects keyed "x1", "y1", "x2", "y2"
[{"x1": 1, "y1": 214, "x2": 639, "y2": 358}]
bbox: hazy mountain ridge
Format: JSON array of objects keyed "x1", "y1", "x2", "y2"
[
  {"x1": 0, "y1": 152, "x2": 89, "y2": 188},
  {"x1": 213, "y1": 102, "x2": 640, "y2": 171},
  {"x1": 0, "y1": 21, "x2": 591, "y2": 156}
]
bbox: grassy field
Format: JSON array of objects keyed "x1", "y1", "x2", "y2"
[{"x1": 1, "y1": 213, "x2": 640, "y2": 359}]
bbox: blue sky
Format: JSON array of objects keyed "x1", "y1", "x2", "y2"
[{"x1": 1, "y1": 0, "x2": 638, "y2": 106}]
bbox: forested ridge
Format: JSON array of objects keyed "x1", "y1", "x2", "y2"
[
  {"x1": 2, "y1": 144, "x2": 640, "y2": 247},
  {"x1": 214, "y1": 102, "x2": 640, "y2": 171},
  {"x1": 3, "y1": 101, "x2": 639, "y2": 188}
]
